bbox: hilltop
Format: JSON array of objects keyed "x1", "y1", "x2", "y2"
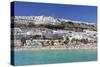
[{"x1": 11, "y1": 16, "x2": 97, "y2": 31}]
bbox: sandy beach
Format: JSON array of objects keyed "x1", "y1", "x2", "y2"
[{"x1": 13, "y1": 45, "x2": 97, "y2": 51}]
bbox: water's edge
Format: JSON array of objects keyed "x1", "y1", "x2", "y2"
[{"x1": 12, "y1": 49, "x2": 97, "y2": 66}]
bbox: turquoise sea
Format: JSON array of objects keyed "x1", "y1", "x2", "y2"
[{"x1": 13, "y1": 49, "x2": 97, "y2": 66}]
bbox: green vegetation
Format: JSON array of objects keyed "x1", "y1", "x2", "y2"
[
  {"x1": 51, "y1": 40, "x2": 54, "y2": 46},
  {"x1": 15, "y1": 21, "x2": 97, "y2": 31},
  {"x1": 71, "y1": 38, "x2": 89, "y2": 45},
  {"x1": 21, "y1": 37, "x2": 26, "y2": 46},
  {"x1": 63, "y1": 36, "x2": 70, "y2": 44}
]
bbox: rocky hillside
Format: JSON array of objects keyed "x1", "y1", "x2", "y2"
[{"x1": 11, "y1": 16, "x2": 97, "y2": 31}]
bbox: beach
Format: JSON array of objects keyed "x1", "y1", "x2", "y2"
[
  {"x1": 13, "y1": 44, "x2": 97, "y2": 51},
  {"x1": 12, "y1": 40, "x2": 97, "y2": 66}
]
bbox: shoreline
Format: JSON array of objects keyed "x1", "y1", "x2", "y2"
[{"x1": 12, "y1": 47, "x2": 97, "y2": 51}]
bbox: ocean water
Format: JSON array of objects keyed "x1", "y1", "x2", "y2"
[{"x1": 13, "y1": 49, "x2": 97, "y2": 66}]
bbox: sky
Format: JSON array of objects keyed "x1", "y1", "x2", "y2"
[{"x1": 11, "y1": 1, "x2": 97, "y2": 23}]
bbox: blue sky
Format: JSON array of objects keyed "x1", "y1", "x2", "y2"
[{"x1": 12, "y1": 1, "x2": 97, "y2": 23}]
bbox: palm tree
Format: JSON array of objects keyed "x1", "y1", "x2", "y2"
[
  {"x1": 51, "y1": 40, "x2": 54, "y2": 46},
  {"x1": 63, "y1": 36, "x2": 69, "y2": 44},
  {"x1": 21, "y1": 37, "x2": 26, "y2": 47}
]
